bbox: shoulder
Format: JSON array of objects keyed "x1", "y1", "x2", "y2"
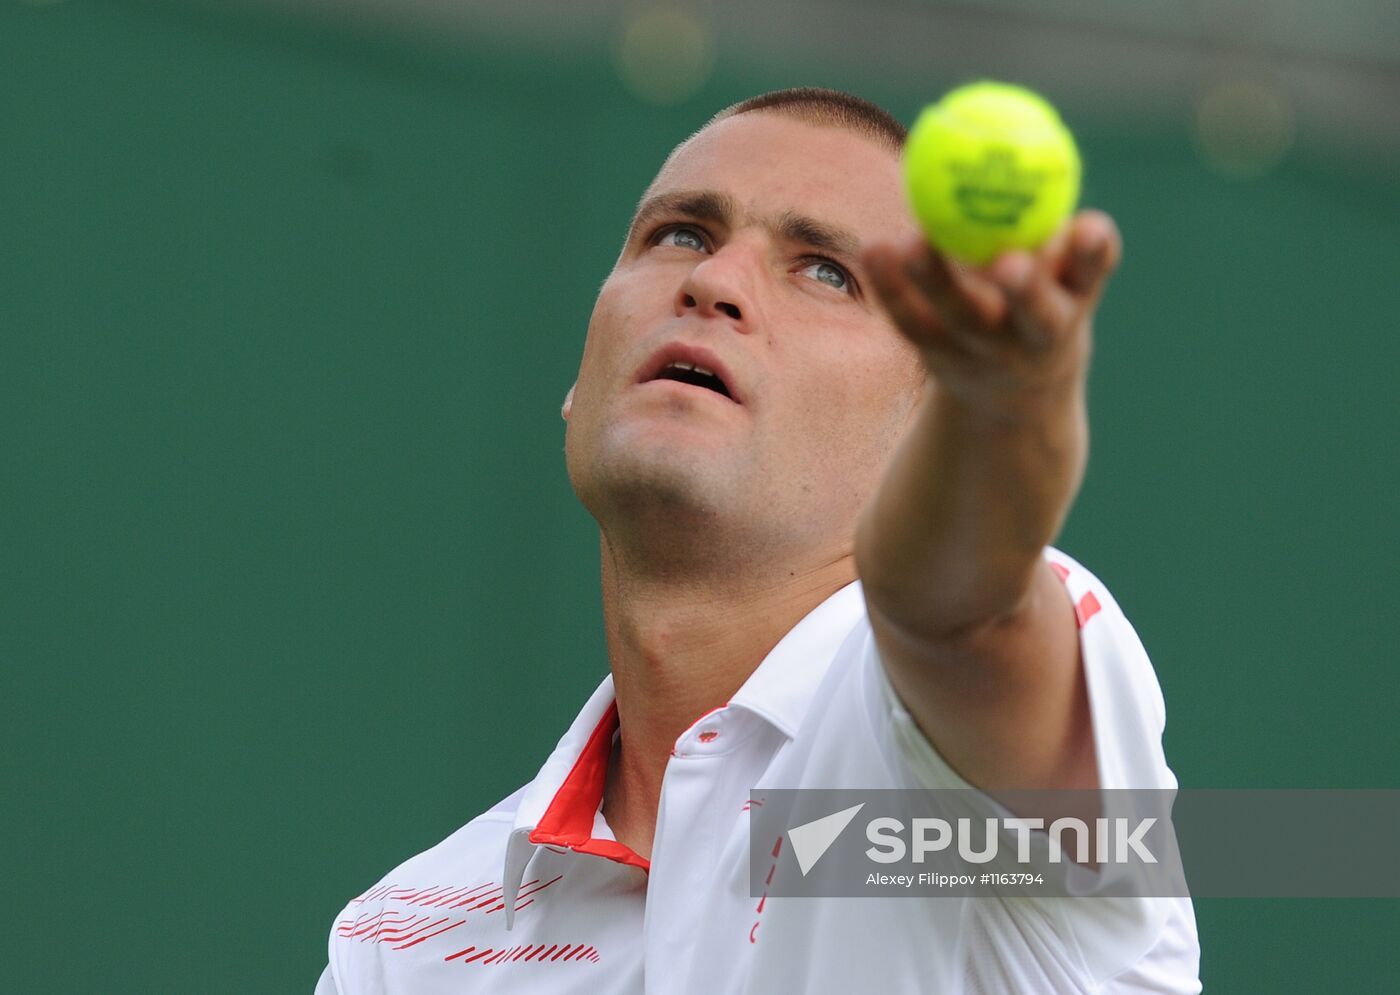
[
  {"x1": 319, "y1": 786, "x2": 537, "y2": 994},
  {"x1": 330, "y1": 785, "x2": 524, "y2": 921},
  {"x1": 794, "y1": 546, "x2": 1175, "y2": 791}
]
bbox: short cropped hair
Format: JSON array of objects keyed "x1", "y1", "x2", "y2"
[{"x1": 704, "y1": 87, "x2": 907, "y2": 156}]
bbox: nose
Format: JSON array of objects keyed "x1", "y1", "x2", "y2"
[{"x1": 675, "y1": 244, "x2": 753, "y2": 327}]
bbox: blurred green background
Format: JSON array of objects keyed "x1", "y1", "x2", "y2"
[{"x1": 3, "y1": 0, "x2": 1398, "y2": 990}]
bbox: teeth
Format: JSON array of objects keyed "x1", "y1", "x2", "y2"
[{"x1": 665, "y1": 360, "x2": 717, "y2": 378}]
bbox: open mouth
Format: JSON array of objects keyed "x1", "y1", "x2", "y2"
[
  {"x1": 637, "y1": 344, "x2": 744, "y2": 405},
  {"x1": 651, "y1": 361, "x2": 733, "y2": 399}
]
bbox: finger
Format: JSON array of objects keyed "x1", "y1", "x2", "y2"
[
  {"x1": 1060, "y1": 210, "x2": 1122, "y2": 299},
  {"x1": 902, "y1": 237, "x2": 1007, "y2": 332},
  {"x1": 987, "y1": 248, "x2": 1076, "y2": 349},
  {"x1": 864, "y1": 242, "x2": 950, "y2": 350},
  {"x1": 991, "y1": 220, "x2": 1072, "y2": 292}
]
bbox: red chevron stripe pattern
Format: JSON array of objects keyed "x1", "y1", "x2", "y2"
[
  {"x1": 1048, "y1": 560, "x2": 1102, "y2": 628},
  {"x1": 335, "y1": 876, "x2": 567, "y2": 954},
  {"x1": 333, "y1": 910, "x2": 468, "y2": 950},
  {"x1": 442, "y1": 943, "x2": 601, "y2": 965}
]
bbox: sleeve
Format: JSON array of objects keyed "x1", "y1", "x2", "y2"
[
  {"x1": 866, "y1": 544, "x2": 1175, "y2": 794},
  {"x1": 313, "y1": 964, "x2": 340, "y2": 995},
  {"x1": 858, "y1": 544, "x2": 1187, "y2": 985},
  {"x1": 317, "y1": 907, "x2": 352, "y2": 995}
]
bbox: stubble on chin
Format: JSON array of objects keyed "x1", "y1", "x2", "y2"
[{"x1": 582, "y1": 439, "x2": 730, "y2": 530}]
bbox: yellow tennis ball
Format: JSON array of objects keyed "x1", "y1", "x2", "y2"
[{"x1": 903, "y1": 80, "x2": 1081, "y2": 266}]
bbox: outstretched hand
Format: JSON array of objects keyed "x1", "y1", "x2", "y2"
[{"x1": 862, "y1": 210, "x2": 1122, "y2": 417}]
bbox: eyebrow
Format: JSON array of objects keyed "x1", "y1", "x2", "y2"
[{"x1": 626, "y1": 189, "x2": 862, "y2": 261}]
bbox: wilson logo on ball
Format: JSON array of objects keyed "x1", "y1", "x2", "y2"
[{"x1": 947, "y1": 147, "x2": 1048, "y2": 227}]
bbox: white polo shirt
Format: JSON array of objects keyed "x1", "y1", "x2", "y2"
[{"x1": 316, "y1": 546, "x2": 1201, "y2": 994}]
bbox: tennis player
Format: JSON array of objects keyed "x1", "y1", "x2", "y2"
[{"x1": 316, "y1": 87, "x2": 1201, "y2": 993}]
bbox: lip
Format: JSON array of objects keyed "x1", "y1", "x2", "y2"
[{"x1": 635, "y1": 342, "x2": 743, "y2": 405}]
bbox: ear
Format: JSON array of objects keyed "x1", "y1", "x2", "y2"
[{"x1": 561, "y1": 383, "x2": 576, "y2": 421}]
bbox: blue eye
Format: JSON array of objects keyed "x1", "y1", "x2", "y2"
[
  {"x1": 803, "y1": 260, "x2": 851, "y2": 293},
  {"x1": 657, "y1": 226, "x2": 706, "y2": 251}
]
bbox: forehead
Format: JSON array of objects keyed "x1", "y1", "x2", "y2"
[{"x1": 644, "y1": 113, "x2": 918, "y2": 247}]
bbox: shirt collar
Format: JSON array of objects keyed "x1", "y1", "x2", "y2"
[
  {"x1": 502, "y1": 673, "x2": 638, "y2": 926},
  {"x1": 500, "y1": 578, "x2": 867, "y2": 926},
  {"x1": 727, "y1": 578, "x2": 866, "y2": 738}
]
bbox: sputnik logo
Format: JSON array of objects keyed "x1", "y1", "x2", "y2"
[{"x1": 787, "y1": 804, "x2": 865, "y2": 876}]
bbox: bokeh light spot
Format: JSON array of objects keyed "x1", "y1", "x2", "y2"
[
  {"x1": 613, "y1": 3, "x2": 716, "y2": 106},
  {"x1": 1193, "y1": 78, "x2": 1296, "y2": 179}
]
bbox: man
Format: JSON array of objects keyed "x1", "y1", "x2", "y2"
[{"x1": 316, "y1": 87, "x2": 1201, "y2": 993}]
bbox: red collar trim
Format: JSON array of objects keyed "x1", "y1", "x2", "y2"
[{"x1": 528, "y1": 701, "x2": 650, "y2": 873}]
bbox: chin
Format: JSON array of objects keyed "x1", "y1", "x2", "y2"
[{"x1": 582, "y1": 447, "x2": 730, "y2": 524}]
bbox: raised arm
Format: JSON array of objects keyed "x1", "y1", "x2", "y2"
[{"x1": 854, "y1": 211, "x2": 1122, "y2": 792}]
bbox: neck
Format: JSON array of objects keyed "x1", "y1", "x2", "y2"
[{"x1": 596, "y1": 531, "x2": 856, "y2": 858}]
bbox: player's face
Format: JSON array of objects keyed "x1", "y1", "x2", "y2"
[{"x1": 563, "y1": 112, "x2": 926, "y2": 562}]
